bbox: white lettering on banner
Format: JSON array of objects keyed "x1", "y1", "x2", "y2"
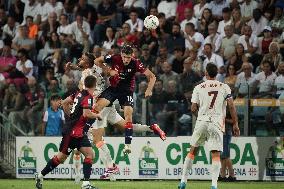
[
  {"x1": 15, "y1": 136, "x2": 284, "y2": 181},
  {"x1": 140, "y1": 160, "x2": 156, "y2": 169},
  {"x1": 20, "y1": 159, "x2": 35, "y2": 168}
]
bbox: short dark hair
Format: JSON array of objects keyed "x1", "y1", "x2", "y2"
[
  {"x1": 157, "y1": 12, "x2": 165, "y2": 18},
  {"x1": 18, "y1": 48, "x2": 29, "y2": 57},
  {"x1": 121, "y1": 45, "x2": 133, "y2": 55},
  {"x1": 26, "y1": 15, "x2": 33, "y2": 20},
  {"x1": 50, "y1": 94, "x2": 61, "y2": 101},
  {"x1": 262, "y1": 60, "x2": 271, "y2": 67},
  {"x1": 84, "y1": 75, "x2": 96, "y2": 89},
  {"x1": 172, "y1": 22, "x2": 181, "y2": 29},
  {"x1": 84, "y1": 52, "x2": 95, "y2": 67},
  {"x1": 185, "y1": 22, "x2": 195, "y2": 30},
  {"x1": 222, "y1": 7, "x2": 231, "y2": 13},
  {"x1": 206, "y1": 63, "x2": 218, "y2": 78},
  {"x1": 204, "y1": 43, "x2": 213, "y2": 49}
]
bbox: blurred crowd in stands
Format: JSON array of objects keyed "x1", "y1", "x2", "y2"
[{"x1": 0, "y1": 0, "x2": 283, "y2": 137}]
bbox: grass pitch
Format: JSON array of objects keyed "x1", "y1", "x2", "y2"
[{"x1": 0, "y1": 179, "x2": 283, "y2": 189}]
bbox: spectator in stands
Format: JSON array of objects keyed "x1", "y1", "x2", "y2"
[
  {"x1": 232, "y1": 8, "x2": 245, "y2": 35},
  {"x1": 238, "y1": 25, "x2": 258, "y2": 55},
  {"x1": 269, "y1": 6, "x2": 284, "y2": 37},
  {"x1": 156, "y1": 12, "x2": 172, "y2": 39},
  {"x1": 2, "y1": 16, "x2": 19, "y2": 39},
  {"x1": 254, "y1": 61, "x2": 277, "y2": 98},
  {"x1": 116, "y1": 23, "x2": 138, "y2": 47},
  {"x1": 176, "y1": 0, "x2": 193, "y2": 23},
  {"x1": 154, "y1": 45, "x2": 174, "y2": 74},
  {"x1": 149, "y1": 79, "x2": 167, "y2": 122},
  {"x1": 261, "y1": 42, "x2": 282, "y2": 72},
  {"x1": 123, "y1": 0, "x2": 146, "y2": 19},
  {"x1": 74, "y1": 0, "x2": 96, "y2": 30},
  {"x1": 203, "y1": 43, "x2": 225, "y2": 81},
  {"x1": 274, "y1": 63, "x2": 284, "y2": 98},
  {"x1": 40, "y1": 69, "x2": 54, "y2": 92},
  {"x1": 224, "y1": 64, "x2": 237, "y2": 93},
  {"x1": 134, "y1": 81, "x2": 147, "y2": 123},
  {"x1": 139, "y1": 44, "x2": 156, "y2": 72},
  {"x1": 258, "y1": 26, "x2": 273, "y2": 55},
  {"x1": 234, "y1": 62, "x2": 256, "y2": 98},
  {"x1": 102, "y1": 27, "x2": 116, "y2": 51},
  {"x1": 198, "y1": 8, "x2": 215, "y2": 37},
  {"x1": 157, "y1": 80, "x2": 185, "y2": 136},
  {"x1": 3, "y1": 83, "x2": 26, "y2": 118},
  {"x1": 46, "y1": 78, "x2": 64, "y2": 99},
  {"x1": 184, "y1": 22, "x2": 204, "y2": 56},
  {"x1": 157, "y1": 0, "x2": 177, "y2": 20},
  {"x1": 207, "y1": 0, "x2": 229, "y2": 21},
  {"x1": 165, "y1": 23, "x2": 185, "y2": 54},
  {"x1": 69, "y1": 13, "x2": 92, "y2": 54},
  {"x1": 0, "y1": 40, "x2": 17, "y2": 81},
  {"x1": 94, "y1": 0, "x2": 118, "y2": 45},
  {"x1": 193, "y1": 0, "x2": 208, "y2": 20},
  {"x1": 247, "y1": 8, "x2": 268, "y2": 37},
  {"x1": 187, "y1": 49, "x2": 203, "y2": 77},
  {"x1": 49, "y1": 0, "x2": 64, "y2": 19},
  {"x1": 139, "y1": 27, "x2": 158, "y2": 56},
  {"x1": 61, "y1": 64, "x2": 75, "y2": 92},
  {"x1": 12, "y1": 25, "x2": 35, "y2": 56},
  {"x1": 179, "y1": 57, "x2": 201, "y2": 93},
  {"x1": 41, "y1": 12, "x2": 59, "y2": 38},
  {"x1": 220, "y1": 25, "x2": 239, "y2": 62},
  {"x1": 205, "y1": 22, "x2": 222, "y2": 53},
  {"x1": 57, "y1": 14, "x2": 70, "y2": 36},
  {"x1": 217, "y1": 7, "x2": 232, "y2": 37},
  {"x1": 42, "y1": 94, "x2": 64, "y2": 136},
  {"x1": 41, "y1": 32, "x2": 63, "y2": 73},
  {"x1": 16, "y1": 49, "x2": 34, "y2": 77},
  {"x1": 230, "y1": 43, "x2": 248, "y2": 73},
  {"x1": 180, "y1": 8, "x2": 197, "y2": 33},
  {"x1": 125, "y1": 9, "x2": 144, "y2": 36},
  {"x1": 22, "y1": 0, "x2": 38, "y2": 24},
  {"x1": 26, "y1": 16, "x2": 38, "y2": 39},
  {"x1": 240, "y1": 0, "x2": 258, "y2": 22},
  {"x1": 159, "y1": 61, "x2": 179, "y2": 89},
  {"x1": 35, "y1": 0, "x2": 51, "y2": 24},
  {"x1": 172, "y1": 46, "x2": 185, "y2": 74},
  {"x1": 149, "y1": 7, "x2": 158, "y2": 17},
  {"x1": 9, "y1": 0, "x2": 25, "y2": 23}
]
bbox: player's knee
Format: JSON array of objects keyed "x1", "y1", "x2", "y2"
[
  {"x1": 52, "y1": 156, "x2": 63, "y2": 165},
  {"x1": 84, "y1": 157, "x2": 93, "y2": 164}
]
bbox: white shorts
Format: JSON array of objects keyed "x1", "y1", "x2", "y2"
[
  {"x1": 91, "y1": 106, "x2": 123, "y2": 129},
  {"x1": 191, "y1": 120, "x2": 223, "y2": 152}
]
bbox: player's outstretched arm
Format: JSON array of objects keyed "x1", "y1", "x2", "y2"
[
  {"x1": 227, "y1": 98, "x2": 240, "y2": 137},
  {"x1": 143, "y1": 69, "x2": 156, "y2": 98}
]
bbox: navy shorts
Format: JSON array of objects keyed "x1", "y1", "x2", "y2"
[
  {"x1": 59, "y1": 134, "x2": 91, "y2": 155},
  {"x1": 99, "y1": 87, "x2": 134, "y2": 107},
  {"x1": 221, "y1": 134, "x2": 232, "y2": 159}
]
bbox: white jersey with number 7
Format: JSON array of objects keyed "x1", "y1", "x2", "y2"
[{"x1": 191, "y1": 80, "x2": 232, "y2": 131}]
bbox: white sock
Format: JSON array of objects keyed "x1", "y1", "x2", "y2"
[
  {"x1": 211, "y1": 160, "x2": 221, "y2": 188},
  {"x1": 181, "y1": 156, "x2": 194, "y2": 183},
  {"x1": 38, "y1": 173, "x2": 44, "y2": 180},
  {"x1": 98, "y1": 143, "x2": 113, "y2": 168},
  {"x1": 82, "y1": 181, "x2": 90, "y2": 186},
  {"x1": 133, "y1": 124, "x2": 151, "y2": 133}
]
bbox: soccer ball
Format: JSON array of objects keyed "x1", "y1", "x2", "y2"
[{"x1": 144, "y1": 15, "x2": 159, "y2": 30}]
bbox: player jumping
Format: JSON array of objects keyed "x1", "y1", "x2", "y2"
[
  {"x1": 66, "y1": 52, "x2": 166, "y2": 179},
  {"x1": 35, "y1": 75, "x2": 101, "y2": 189},
  {"x1": 178, "y1": 63, "x2": 240, "y2": 189}
]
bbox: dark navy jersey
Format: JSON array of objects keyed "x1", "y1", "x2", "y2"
[
  {"x1": 63, "y1": 90, "x2": 94, "y2": 138},
  {"x1": 104, "y1": 54, "x2": 146, "y2": 92}
]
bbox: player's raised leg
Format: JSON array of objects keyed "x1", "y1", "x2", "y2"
[
  {"x1": 35, "y1": 152, "x2": 68, "y2": 189},
  {"x1": 123, "y1": 105, "x2": 134, "y2": 153}
]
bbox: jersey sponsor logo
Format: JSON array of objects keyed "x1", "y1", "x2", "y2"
[{"x1": 127, "y1": 69, "x2": 132, "y2": 72}]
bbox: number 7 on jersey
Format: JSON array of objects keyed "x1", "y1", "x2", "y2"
[{"x1": 208, "y1": 91, "x2": 218, "y2": 109}]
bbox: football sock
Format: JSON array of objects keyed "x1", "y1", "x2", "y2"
[
  {"x1": 41, "y1": 156, "x2": 60, "y2": 176},
  {"x1": 181, "y1": 152, "x2": 195, "y2": 183},
  {"x1": 74, "y1": 153, "x2": 81, "y2": 175},
  {"x1": 125, "y1": 122, "x2": 133, "y2": 144},
  {"x1": 83, "y1": 158, "x2": 92, "y2": 181},
  {"x1": 211, "y1": 158, "x2": 221, "y2": 188},
  {"x1": 96, "y1": 141, "x2": 113, "y2": 168},
  {"x1": 133, "y1": 124, "x2": 151, "y2": 133}
]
